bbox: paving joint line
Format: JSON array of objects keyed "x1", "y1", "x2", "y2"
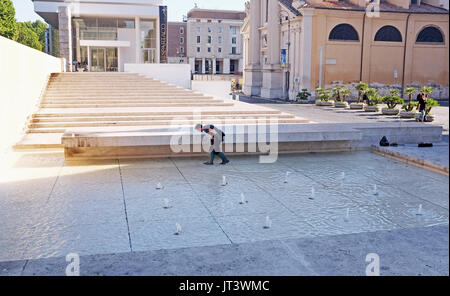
[
  {"x1": 118, "y1": 159, "x2": 133, "y2": 252},
  {"x1": 169, "y1": 157, "x2": 234, "y2": 245}
]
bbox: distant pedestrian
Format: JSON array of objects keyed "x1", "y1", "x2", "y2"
[
  {"x1": 417, "y1": 91, "x2": 427, "y2": 122},
  {"x1": 195, "y1": 124, "x2": 230, "y2": 165}
]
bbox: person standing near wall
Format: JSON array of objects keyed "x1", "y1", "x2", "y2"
[
  {"x1": 417, "y1": 91, "x2": 427, "y2": 122},
  {"x1": 195, "y1": 124, "x2": 230, "y2": 165}
]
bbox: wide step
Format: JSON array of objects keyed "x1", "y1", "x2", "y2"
[{"x1": 16, "y1": 72, "x2": 310, "y2": 151}]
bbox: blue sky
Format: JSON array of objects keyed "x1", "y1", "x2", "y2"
[{"x1": 12, "y1": 0, "x2": 247, "y2": 23}]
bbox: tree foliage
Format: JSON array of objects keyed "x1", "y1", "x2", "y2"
[
  {"x1": 0, "y1": 0, "x2": 48, "y2": 51},
  {"x1": 16, "y1": 22, "x2": 42, "y2": 51},
  {"x1": 0, "y1": 0, "x2": 17, "y2": 40}
]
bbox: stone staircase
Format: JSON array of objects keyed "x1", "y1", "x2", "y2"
[{"x1": 14, "y1": 72, "x2": 309, "y2": 150}]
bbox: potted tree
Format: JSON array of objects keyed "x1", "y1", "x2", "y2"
[
  {"x1": 382, "y1": 89, "x2": 404, "y2": 115},
  {"x1": 334, "y1": 86, "x2": 349, "y2": 108},
  {"x1": 315, "y1": 88, "x2": 334, "y2": 106},
  {"x1": 296, "y1": 89, "x2": 311, "y2": 104},
  {"x1": 415, "y1": 98, "x2": 439, "y2": 122},
  {"x1": 350, "y1": 82, "x2": 368, "y2": 110},
  {"x1": 364, "y1": 88, "x2": 381, "y2": 112},
  {"x1": 400, "y1": 87, "x2": 418, "y2": 118}
]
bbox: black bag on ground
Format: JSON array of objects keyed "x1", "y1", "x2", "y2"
[{"x1": 379, "y1": 136, "x2": 389, "y2": 147}]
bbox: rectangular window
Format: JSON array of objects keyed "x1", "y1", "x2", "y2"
[
  {"x1": 197, "y1": 36, "x2": 201, "y2": 43},
  {"x1": 218, "y1": 36, "x2": 222, "y2": 44},
  {"x1": 180, "y1": 37, "x2": 184, "y2": 44},
  {"x1": 218, "y1": 27, "x2": 222, "y2": 33},
  {"x1": 118, "y1": 19, "x2": 135, "y2": 29},
  {"x1": 197, "y1": 47, "x2": 201, "y2": 53},
  {"x1": 197, "y1": 27, "x2": 201, "y2": 33},
  {"x1": 140, "y1": 19, "x2": 157, "y2": 63},
  {"x1": 208, "y1": 27, "x2": 211, "y2": 33},
  {"x1": 231, "y1": 27, "x2": 237, "y2": 35},
  {"x1": 208, "y1": 47, "x2": 211, "y2": 53},
  {"x1": 208, "y1": 36, "x2": 212, "y2": 44},
  {"x1": 180, "y1": 26, "x2": 184, "y2": 34},
  {"x1": 232, "y1": 47, "x2": 236, "y2": 54},
  {"x1": 218, "y1": 48, "x2": 222, "y2": 53},
  {"x1": 180, "y1": 47, "x2": 184, "y2": 54},
  {"x1": 232, "y1": 37, "x2": 237, "y2": 44}
]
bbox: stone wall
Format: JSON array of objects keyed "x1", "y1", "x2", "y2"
[
  {"x1": 58, "y1": 6, "x2": 72, "y2": 72},
  {"x1": 0, "y1": 36, "x2": 63, "y2": 151}
]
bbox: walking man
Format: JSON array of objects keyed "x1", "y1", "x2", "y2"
[
  {"x1": 417, "y1": 91, "x2": 427, "y2": 122},
  {"x1": 195, "y1": 124, "x2": 230, "y2": 165}
]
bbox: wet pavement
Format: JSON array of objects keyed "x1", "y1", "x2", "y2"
[{"x1": 0, "y1": 150, "x2": 448, "y2": 265}]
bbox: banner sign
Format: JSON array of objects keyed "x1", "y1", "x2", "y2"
[
  {"x1": 280, "y1": 49, "x2": 287, "y2": 68},
  {"x1": 159, "y1": 6, "x2": 168, "y2": 63}
]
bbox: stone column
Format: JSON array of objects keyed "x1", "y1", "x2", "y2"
[
  {"x1": 213, "y1": 58, "x2": 217, "y2": 74},
  {"x1": 135, "y1": 17, "x2": 141, "y2": 63},
  {"x1": 201, "y1": 58, "x2": 206, "y2": 74},
  {"x1": 58, "y1": 6, "x2": 72, "y2": 72},
  {"x1": 189, "y1": 57, "x2": 195, "y2": 73},
  {"x1": 290, "y1": 25, "x2": 301, "y2": 100},
  {"x1": 75, "y1": 20, "x2": 80, "y2": 63},
  {"x1": 267, "y1": 0, "x2": 280, "y2": 65},
  {"x1": 118, "y1": 47, "x2": 122, "y2": 72},
  {"x1": 87, "y1": 46, "x2": 91, "y2": 71},
  {"x1": 299, "y1": 8, "x2": 313, "y2": 91},
  {"x1": 223, "y1": 58, "x2": 230, "y2": 74},
  {"x1": 243, "y1": 0, "x2": 263, "y2": 96},
  {"x1": 261, "y1": 0, "x2": 283, "y2": 99}
]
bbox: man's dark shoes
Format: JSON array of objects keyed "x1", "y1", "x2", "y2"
[
  {"x1": 203, "y1": 162, "x2": 213, "y2": 165},
  {"x1": 220, "y1": 160, "x2": 230, "y2": 165}
]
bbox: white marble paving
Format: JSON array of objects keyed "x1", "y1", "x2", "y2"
[{"x1": 0, "y1": 150, "x2": 448, "y2": 261}]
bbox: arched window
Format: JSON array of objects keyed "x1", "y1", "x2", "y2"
[
  {"x1": 374, "y1": 25, "x2": 402, "y2": 42},
  {"x1": 329, "y1": 24, "x2": 359, "y2": 41},
  {"x1": 416, "y1": 26, "x2": 444, "y2": 43}
]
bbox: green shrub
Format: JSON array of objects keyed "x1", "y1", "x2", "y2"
[
  {"x1": 404, "y1": 87, "x2": 417, "y2": 104},
  {"x1": 315, "y1": 88, "x2": 332, "y2": 101},
  {"x1": 355, "y1": 82, "x2": 368, "y2": 103},
  {"x1": 421, "y1": 86, "x2": 434, "y2": 96},
  {"x1": 383, "y1": 95, "x2": 404, "y2": 109},
  {"x1": 402, "y1": 101, "x2": 418, "y2": 112},
  {"x1": 425, "y1": 99, "x2": 439, "y2": 115},
  {"x1": 332, "y1": 85, "x2": 343, "y2": 101},
  {"x1": 365, "y1": 88, "x2": 381, "y2": 106},
  {"x1": 296, "y1": 89, "x2": 311, "y2": 101},
  {"x1": 340, "y1": 88, "x2": 350, "y2": 102}
]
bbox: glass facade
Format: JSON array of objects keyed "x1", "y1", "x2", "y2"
[
  {"x1": 141, "y1": 19, "x2": 157, "y2": 63},
  {"x1": 71, "y1": 17, "x2": 158, "y2": 70},
  {"x1": 73, "y1": 17, "x2": 135, "y2": 41}
]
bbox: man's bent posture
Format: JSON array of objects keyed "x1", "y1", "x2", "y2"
[{"x1": 195, "y1": 124, "x2": 230, "y2": 165}]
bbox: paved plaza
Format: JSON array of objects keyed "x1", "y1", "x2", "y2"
[{"x1": 0, "y1": 148, "x2": 448, "y2": 275}]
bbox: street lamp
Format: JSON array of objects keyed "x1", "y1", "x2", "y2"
[{"x1": 280, "y1": 10, "x2": 291, "y2": 101}]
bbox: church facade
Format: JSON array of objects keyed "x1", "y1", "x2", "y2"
[{"x1": 241, "y1": 0, "x2": 449, "y2": 100}]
